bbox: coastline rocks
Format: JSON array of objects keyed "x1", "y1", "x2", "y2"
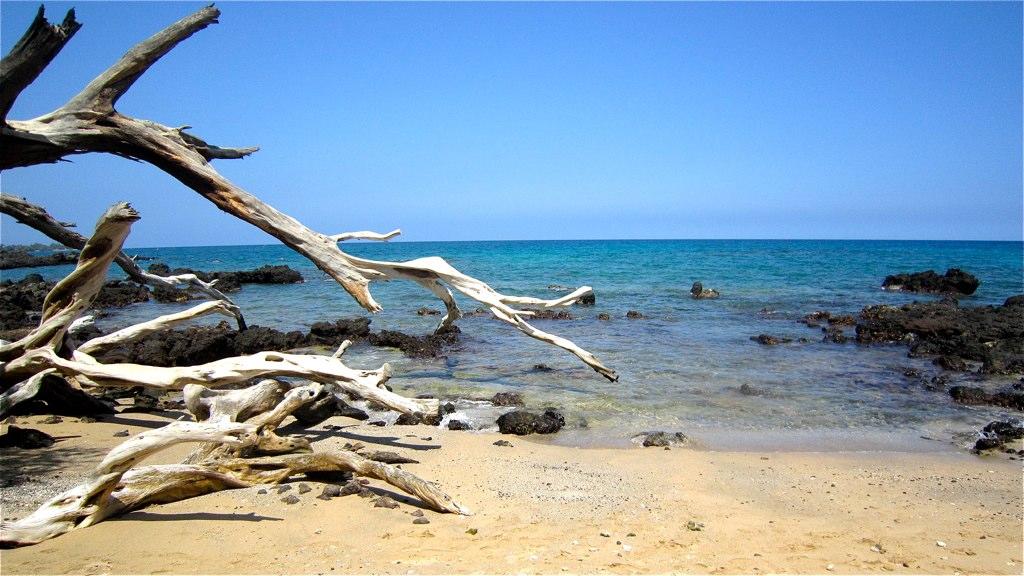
[
  {"x1": 948, "y1": 386, "x2": 1024, "y2": 411},
  {"x1": 0, "y1": 426, "x2": 56, "y2": 449},
  {"x1": 882, "y1": 268, "x2": 980, "y2": 295},
  {"x1": 368, "y1": 325, "x2": 459, "y2": 358},
  {"x1": 690, "y1": 281, "x2": 720, "y2": 300},
  {"x1": 597, "y1": 313, "x2": 611, "y2": 321},
  {"x1": 527, "y1": 309, "x2": 574, "y2": 320},
  {"x1": 146, "y1": 263, "x2": 304, "y2": 300},
  {"x1": 855, "y1": 297, "x2": 1024, "y2": 375},
  {"x1": 625, "y1": 310, "x2": 646, "y2": 319},
  {"x1": 632, "y1": 431, "x2": 689, "y2": 447},
  {"x1": 751, "y1": 334, "x2": 792, "y2": 346},
  {"x1": 575, "y1": 293, "x2": 596, "y2": 306},
  {"x1": 822, "y1": 326, "x2": 849, "y2": 344},
  {"x1": 416, "y1": 307, "x2": 441, "y2": 316},
  {"x1": 973, "y1": 420, "x2": 1024, "y2": 451},
  {"x1": 447, "y1": 420, "x2": 471, "y2": 431},
  {"x1": 0, "y1": 276, "x2": 148, "y2": 330},
  {"x1": 491, "y1": 392, "x2": 525, "y2": 407},
  {"x1": 0, "y1": 246, "x2": 77, "y2": 270},
  {"x1": 800, "y1": 311, "x2": 832, "y2": 328},
  {"x1": 496, "y1": 409, "x2": 565, "y2": 435}
]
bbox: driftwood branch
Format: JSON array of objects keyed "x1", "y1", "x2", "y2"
[
  {"x1": 0, "y1": 193, "x2": 246, "y2": 329},
  {"x1": 330, "y1": 228, "x2": 402, "y2": 242},
  {"x1": 0, "y1": 6, "x2": 616, "y2": 380},
  {"x1": 0, "y1": 6, "x2": 81, "y2": 122},
  {"x1": 76, "y1": 300, "x2": 238, "y2": 356},
  {"x1": 0, "y1": 202, "x2": 138, "y2": 365}
]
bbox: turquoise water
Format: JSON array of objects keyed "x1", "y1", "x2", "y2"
[{"x1": 5, "y1": 240, "x2": 1022, "y2": 450}]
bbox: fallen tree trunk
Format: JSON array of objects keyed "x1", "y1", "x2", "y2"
[{"x1": 0, "y1": 6, "x2": 616, "y2": 381}]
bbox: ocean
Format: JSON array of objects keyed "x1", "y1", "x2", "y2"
[{"x1": 5, "y1": 239, "x2": 1023, "y2": 451}]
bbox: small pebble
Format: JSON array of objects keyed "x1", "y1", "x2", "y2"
[
  {"x1": 317, "y1": 485, "x2": 342, "y2": 500},
  {"x1": 281, "y1": 494, "x2": 300, "y2": 505},
  {"x1": 466, "y1": 528, "x2": 478, "y2": 535},
  {"x1": 600, "y1": 531, "x2": 610, "y2": 537},
  {"x1": 493, "y1": 440, "x2": 513, "y2": 447},
  {"x1": 686, "y1": 520, "x2": 704, "y2": 531},
  {"x1": 112, "y1": 430, "x2": 129, "y2": 437},
  {"x1": 277, "y1": 485, "x2": 292, "y2": 494},
  {"x1": 374, "y1": 496, "x2": 399, "y2": 509},
  {"x1": 936, "y1": 540, "x2": 946, "y2": 548},
  {"x1": 826, "y1": 564, "x2": 835, "y2": 571},
  {"x1": 257, "y1": 489, "x2": 267, "y2": 495},
  {"x1": 40, "y1": 415, "x2": 63, "y2": 424},
  {"x1": 870, "y1": 544, "x2": 885, "y2": 554},
  {"x1": 411, "y1": 510, "x2": 424, "y2": 517},
  {"x1": 297, "y1": 483, "x2": 311, "y2": 494},
  {"x1": 413, "y1": 517, "x2": 430, "y2": 525}
]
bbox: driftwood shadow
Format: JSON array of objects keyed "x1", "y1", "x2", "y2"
[
  {"x1": 118, "y1": 510, "x2": 283, "y2": 523},
  {"x1": 292, "y1": 426, "x2": 442, "y2": 452}
]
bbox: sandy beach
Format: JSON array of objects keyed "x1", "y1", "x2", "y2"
[{"x1": 2, "y1": 413, "x2": 1020, "y2": 575}]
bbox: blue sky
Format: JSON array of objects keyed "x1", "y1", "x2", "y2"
[{"x1": 1, "y1": 1, "x2": 1020, "y2": 247}]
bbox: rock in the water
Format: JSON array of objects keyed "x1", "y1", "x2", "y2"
[
  {"x1": 447, "y1": 420, "x2": 471, "y2": 431},
  {"x1": 528, "y1": 309, "x2": 574, "y2": 320},
  {"x1": 597, "y1": 313, "x2": 611, "y2": 321},
  {"x1": 416, "y1": 307, "x2": 441, "y2": 316},
  {"x1": 632, "y1": 431, "x2": 688, "y2": 447},
  {"x1": 822, "y1": 327, "x2": 849, "y2": 344},
  {"x1": 973, "y1": 420, "x2": 1024, "y2": 451},
  {"x1": 0, "y1": 246, "x2": 78, "y2": 269},
  {"x1": 496, "y1": 409, "x2": 565, "y2": 435},
  {"x1": 625, "y1": 310, "x2": 646, "y2": 319},
  {"x1": 949, "y1": 386, "x2": 1024, "y2": 411},
  {"x1": 0, "y1": 426, "x2": 55, "y2": 448},
  {"x1": 751, "y1": 334, "x2": 792, "y2": 346},
  {"x1": 882, "y1": 268, "x2": 980, "y2": 295},
  {"x1": 935, "y1": 355, "x2": 969, "y2": 372},
  {"x1": 800, "y1": 311, "x2": 832, "y2": 327},
  {"x1": 690, "y1": 281, "x2": 720, "y2": 300},
  {"x1": 575, "y1": 292, "x2": 596, "y2": 306},
  {"x1": 368, "y1": 326, "x2": 460, "y2": 358},
  {"x1": 491, "y1": 391, "x2": 525, "y2": 407}
]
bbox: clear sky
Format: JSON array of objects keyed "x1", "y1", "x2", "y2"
[{"x1": 1, "y1": 1, "x2": 1021, "y2": 247}]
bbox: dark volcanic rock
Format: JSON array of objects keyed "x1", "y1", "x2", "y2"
[
  {"x1": 491, "y1": 392, "x2": 525, "y2": 407},
  {"x1": 292, "y1": 393, "x2": 369, "y2": 425},
  {"x1": 625, "y1": 310, "x2": 646, "y2": 320},
  {"x1": 0, "y1": 276, "x2": 149, "y2": 330},
  {"x1": 800, "y1": 311, "x2": 831, "y2": 327},
  {"x1": 307, "y1": 317, "x2": 371, "y2": 343},
  {"x1": 597, "y1": 313, "x2": 611, "y2": 321},
  {"x1": 496, "y1": 409, "x2": 565, "y2": 435},
  {"x1": 882, "y1": 268, "x2": 980, "y2": 295},
  {"x1": 751, "y1": 334, "x2": 792, "y2": 346},
  {"x1": 94, "y1": 280, "x2": 150, "y2": 308},
  {"x1": 6, "y1": 373, "x2": 115, "y2": 417},
  {"x1": 0, "y1": 246, "x2": 77, "y2": 270},
  {"x1": 416, "y1": 307, "x2": 441, "y2": 316},
  {"x1": 145, "y1": 263, "x2": 304, "y2": 296},
  {"x1": 855, "y1": 298, "x2": 1024, "y2": 374},
  {"x1": 949, "y1": 386, "x2": 1024, "y2": 411},
  {"x1": 973, "y1": 420, "x2": 1024, "y2": 451},
  {"x1": 822, "y1": 327, "x2": 849, "y2": 344},
  {"x1": 690, "y1": 281, "x2": 720, "y2": 300},
  {"x1": 827, "y1": 315, "x2": 857, "y2": 326},
  {"x1": 447, "y1": 420, "x2": 471, "y2": 431},
  {"x1": 935, "y1": 355, "x2": 969, "y2": 372},
  {"x1": 368, "y1": 325, "x2": 459, "y2": 358},
  {"x1": 528, "y1": 309, "x2": 574, "y2": 320},
  {"x1": 0, "y1": 426, "x2": 55, "y2": 449},
  {"x1": 575, "y1": 293, "x2": 596, "y2": 306},
  {"x1": 632, "y1": 431, "x2": 688, "y2": 447}
]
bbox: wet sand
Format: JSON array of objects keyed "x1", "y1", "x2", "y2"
[{"x1": 2, "y1": 413, "x2": 1021, "y2": 574}]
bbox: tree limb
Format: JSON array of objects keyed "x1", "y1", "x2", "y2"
[{"x1": 0, "y1": 6, "x2": 81, "y2": 122}]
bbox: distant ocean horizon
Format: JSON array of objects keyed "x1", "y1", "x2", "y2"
[{"x1": 5, "y1": 239, "x2": 1022, "y2": 452}]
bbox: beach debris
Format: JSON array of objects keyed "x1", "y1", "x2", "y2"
[
  {"x1": 280, "y1": 494, "x2": 300, "y2": 505},
  {"x1": 870, "y1": 543, "x2": 886, "y2": 554},
  {"x1": 686, "y1": 520, "x2": 704, "y2": 532},
  {"x1": 112, "y1": 430, "x2": 130, "y2": 437},
  {"x1": 466, "y1": 528, "x2": 479, "y2": 535},
  {"x1": 373, "y1": 496, "x2": 400, "y2": 509},
  {"x1": 365, "y1": 451, "x2": 420, "y2": 465},
  {"x1": 690, "y1": 281, "x2": 720, "y2": 300},
  {"x1": 496, "y1": 409, "x2": 565, "y2": 435},
  {"x1": 973, "y1": 420, "x2": 1024, "y2": 452},
  {"x1": 493, "y1": 440, "x2": 514, "y2": 447},
  {"x1": 0, "y1": 426, "x2": 55, "y2": 449},
  {"x1": 600, "y1": 531, "x2": 611, "y2": 537},
  {"x1": 632, "y1": 431, "x2": 689, "y2": 448},
  {"x1": 257, "y1": 488, "x2": 267, "y2": 495},
  {"x1": 826, "y1": 563, "x2": 835, "y2": 571},
  {"x1": 38, "y1": 415, "x2": 63, "y2": 424},
  {"x1": 936, "y1": 540, "x2": 946, "y2": 548},
  {"x1": 625, "y1": 310, "x2": 646, "y2": 319}
]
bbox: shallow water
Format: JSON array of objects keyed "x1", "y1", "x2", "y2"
[{"x1": 5, "y1": 239, "x2": 1022, "y2": 451}]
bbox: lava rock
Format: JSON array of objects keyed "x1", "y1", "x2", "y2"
[
  {"x1": 374, "y1": 496, "x2": 400, "y2": 509},
  {"x1": 0, "y1": 246, "x2": 78, "y2": 269},
  {"x1": 949, "y1": 386, "x2": 1024, "y2": 411},
  {"x1": 935, "y1": 355, "x2": 969, "y2": 372},
  {"x1": 0, "y1": 426, "x2": 55, "y2": 448},
  {"x1": 632, "y1": 431, "x2": 688, "y2": 447},
  {"x1": 575, "y1": 292, "x2": 596, "y2": 306},
  {"x1": 529, "y1": 309, "x2": 574, "y2": 320},
  {"x1": 368, "y1": 326, "x2": 460, "y2": 358},
  {"x1": 496, "y1": 409, "x2": 565, "y2": 435},
  {"x1": 317, "y1": 484, "x2": 343, "y2": 500},
  {"x1": 882, "y1": 268, "x2": 980, "y2": 295},
  {"x1": 751, "y1": 334, "x2": 792, "y2": 346},
  {"x1": 447, "y1": 420, "x2": 471, "y2": 431},
  {"x1": 491, "y1": 392, "x2": 525, "y2": 407},
  {"x1": 690, "y1": 281, "x2": 720, "y2": 300},
  {"x1": 416, "y1": 307, "x2": 441, "y2": 316},
  {"x1": 822, "y1": 327, "x2": 849, "y2": 344},
  {"x1": 625, "y1": 310, "x2": 646, "y2": 319},
  {"x1": 974, "y1": 420, "x2": 1024, "y2": 451},
  {"x1": 597, "y1": 313, "x2": 611, "y2": 321},
  {"x1": 281, "y1": 494, "x2": 300, "y2": 505}
]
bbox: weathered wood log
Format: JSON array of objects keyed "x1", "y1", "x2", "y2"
[
  {"x1": 0, "y1": 421, "x2": 253, "y2": 547},
  {"x1": 0, "y1": 6, "x2": 81, "y2": 122},
  {"x1": 76, "y1": 300, "x2": 239, "y2": 356},
  {"x1": 0, "y1": 202, "x2": 138, "y2": 366},
  {"x1": 0, "y1": 6, "x2": 617, "y2": 381},
  {"x1": 0, "y1": 193, "x2": 246, "y2": 329}
]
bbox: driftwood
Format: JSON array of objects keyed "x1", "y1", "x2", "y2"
[
  {"x1": 0, "y1": 5, "x2": 616, "y2": 381},
  {"x1": 0, "y1": 193, "x2": 246, "y2": 329},
  {"x1": 0, "y1": 4, "x2": 613, "y2": 548}
]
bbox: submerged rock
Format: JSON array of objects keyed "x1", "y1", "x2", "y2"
[
  {"x1": 368, "y1": 325, "x2": 460, "y2": 358},
  {"x1": 491, "y1": 391, "x2": 525, "y2": 407},
  {"x1": 632, "y1": 431, "x2": 689, "y2": 447},
  {"x1": 496, "y1": 409, "x2": 565, "y2": 435},
  {"x1": 882, "y1": 268, "x2": 980, "y2": 295},
  {"x1": 751, "y1": 334, "x2": 792, "y2": 346},
  {"x1": 575, "y1": 292, "x2": 596, "y2": 306},
  {"x1": 948, "y1": 386, "x2": 1024, "y2": 411},
  {"x1": 597, "y1": 313, "x2": 611, "y2": 321},
  {"x1": 527, "y1": 309, "x2": 574, "y2": 320},
  {"x1": 625, "y1": 310, "x2": 646, "y2": 319}
]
